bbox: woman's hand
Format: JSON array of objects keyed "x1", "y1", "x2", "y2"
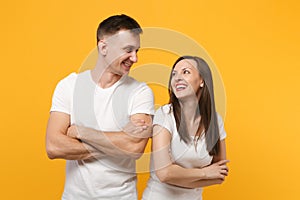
[{"x1": 201, "y1": 159, "x2": 229, "y2": 180}]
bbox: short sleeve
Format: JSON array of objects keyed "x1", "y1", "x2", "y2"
[
  {"x1": 130, "y1": 83, "x2": 155, "y2": 115},
  {"x1": 153, "y1": 105, "x2": 174, "y2": 135},
  {"x1": 50, "y1": 73, "x2": 76, "y2": 114},
  {"x1": 217, "y1": 113, "x2": 227, "y2": 140}
]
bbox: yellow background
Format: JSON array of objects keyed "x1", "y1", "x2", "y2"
[{"x1": 1, "y1": 0, "x2": 299, "y2": 199}]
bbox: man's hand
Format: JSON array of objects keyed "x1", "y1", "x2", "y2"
[
  {"x1": 67, "y1": 125, "x2": 81, "y2": 139},
  {"x1": 65, "y1": 114, "x2": 152, "y2": 159},
  {"x1": 123, "y1": 119, "x2": 150, "y2": 138},
  {"x1": 67, "y1": 120, "x2": 150, "y2": 140}
]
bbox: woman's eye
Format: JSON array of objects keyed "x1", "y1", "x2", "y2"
[{"x1": 183, "y1": 70, "x2": 190, "y2": 74}]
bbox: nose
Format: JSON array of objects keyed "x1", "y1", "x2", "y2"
[
  {"x1": 173, "y1": 73, "x2": 183, "y2": 81},
  {"x1": 129, "y1": 51, "x2": 138, "y2": 63}
]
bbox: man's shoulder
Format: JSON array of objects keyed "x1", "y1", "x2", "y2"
[
  {"x1": 54, "y1": 72, "x2": 79, "y2": 91},
  {"x1": 115, "y1": 75, "x2": 153, "y2": 100},
  {"x1": 123, "y1": 75, "x2": 141, "y2": 84},
  {"x1": 123, "y1": 75, "x2": 148, "y2": 89},
  {"x1": 60, "y1": 72, "x2": 78, "y2": 83}
]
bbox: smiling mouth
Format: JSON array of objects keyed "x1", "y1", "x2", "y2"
[
  {"x1": 122, "y1": 60, "x2": 132, "y2": 70},
  {"x1": 175, "y1": 83, "x2": 187, "y2": 91}
]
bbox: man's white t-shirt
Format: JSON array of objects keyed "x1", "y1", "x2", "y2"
[
  {"x1": 142, "y1": 104, "x2": 226, "y2": 200},
  {"x1": 50, "y1": 70, "x2": 154, "y2": 199}
]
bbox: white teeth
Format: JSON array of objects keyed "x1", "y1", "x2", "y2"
[
  {"x1": 176, "y1": 84, "x2": 187, "y2": 89},
  {"x1": 123, "y1": 61, "x2": 131, "y2": 67}
]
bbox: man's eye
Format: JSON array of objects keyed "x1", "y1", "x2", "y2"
[{"x1": 125, "y1": 48, "x2": 133, "y2": 53}]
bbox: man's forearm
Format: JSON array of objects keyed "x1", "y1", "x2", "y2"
[
  {"x1": 46, "y1": 112, "x2": 106, "y2": 161},
  {"x1": 47, "y1": 132, "x2": 94, "y2": 160},
  {"x1": 77, "y1": 127, "x2": 149, "y2": 158},
  {"x1": 67, "y1": 114, "x2": 153, "y2": 159}
]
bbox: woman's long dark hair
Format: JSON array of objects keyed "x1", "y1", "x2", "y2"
[{"x1": 168, "y1": 56, "x2": 220, "y2": 156}]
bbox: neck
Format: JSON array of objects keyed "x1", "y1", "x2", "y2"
[
  {"x1": 91, "y1": 57, "x2": 122, "y2": 88},
  {"x1": 179, "y1": 96, "x2": 200, "y2": 124}
]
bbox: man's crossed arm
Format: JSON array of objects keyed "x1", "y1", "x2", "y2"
[{"x1": 46, "y1": 111, "x2": 152, "y2": 160}]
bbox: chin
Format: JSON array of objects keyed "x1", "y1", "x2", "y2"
[
  {"x1": 175, "y1": 94, "x2": 186, "y2": 99},
  {"x1": 176, "y1": 93, "x2": 195, "y2": 100}
]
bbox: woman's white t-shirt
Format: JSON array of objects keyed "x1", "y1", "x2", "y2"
[{"x1": 142, "y1": 104, "x2": 226, "y2": 200}]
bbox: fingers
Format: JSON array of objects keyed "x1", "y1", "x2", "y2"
[
  {"x1": 131, "y1": 118, "x2": 145, "y2": 124},
  {"x1": 216, "y1": 159, "x2": 230, "y2": 166},
  {"x1": 124, "y1": 120, "x2": 149, "y2": 134},
  {"x1": 216, "y1": 179, "x2": 224, "y2": 184},
  {"x1": 218, "y1": 162, "x2": 229, "y2": 177},
  {"x1": 220, "y1": 169, "x2": 228, "y2": 176},
  {"x1": 205, "y1": 160, "x2": 229, "y2": 180},
  {"x1": 130, "y1": 126, "x2": 145, "y2": 134},
  {"x1": 132, "y1": 121, "x2": 148, "y2": 130},
  {"x1": 123, "y1": 127, "x2": 147, "y2": 138},
  {"x1": 219, "y1": 175, "x2": 225, "y2": 181},
  {"x1": 67, "y1": 125, "x2": 80, "y2": 139}
]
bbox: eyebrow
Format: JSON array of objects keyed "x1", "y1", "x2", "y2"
[
  {"x1": 173, "y1": 67, "x2": 192, "y2": 71},
  {"x1": 122, "y1": 45, "x2": 140, "y2": 50},
  {"x1": 182, "y1": 67, "x2": 191, "y2": 70}
]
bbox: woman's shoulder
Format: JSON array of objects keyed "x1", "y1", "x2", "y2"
[
  {"x1": 215, "y1": 112, "x2": 226, "y2": 139},
  {"x1": 216, "y1": 112, "x2": 225, "y2": 124},
  {"x1": 153, "y1": 104, "x2": 175, "y2": 134},
  {"x1": 155, "y1": 104, "x2": 172, "y2": 115}
]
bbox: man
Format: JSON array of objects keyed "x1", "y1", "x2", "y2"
[{"x1": 46, "y1": 14, "x2": 154, "y2": 199}]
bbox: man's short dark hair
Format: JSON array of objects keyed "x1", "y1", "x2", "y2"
[{"x1": 96, "y1": 14, "x2": 142, "y2": 44}]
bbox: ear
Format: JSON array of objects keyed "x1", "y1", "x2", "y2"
[
  {"x1": 98, "y1": 39, "x2": 107, "y2": 56},
  {"x1": 200, "y1": 82, "x2": 204, "y2": 88}
]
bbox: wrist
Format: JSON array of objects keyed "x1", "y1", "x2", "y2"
[{"x1": 198, "y1": 168, "x2": 206, "y2": 179}]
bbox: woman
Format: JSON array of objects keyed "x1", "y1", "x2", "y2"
[{"x1": 142, "y1": 56, "x2": 229, "y2": 200}]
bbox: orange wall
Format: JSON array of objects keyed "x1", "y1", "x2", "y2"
[{"x1": 0, "y1": 0, "x2": 299, "y2": 199}]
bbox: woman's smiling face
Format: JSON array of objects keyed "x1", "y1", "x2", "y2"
[{"x1": 171, "y1": 59, "x2": 204, "y2": 100}]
